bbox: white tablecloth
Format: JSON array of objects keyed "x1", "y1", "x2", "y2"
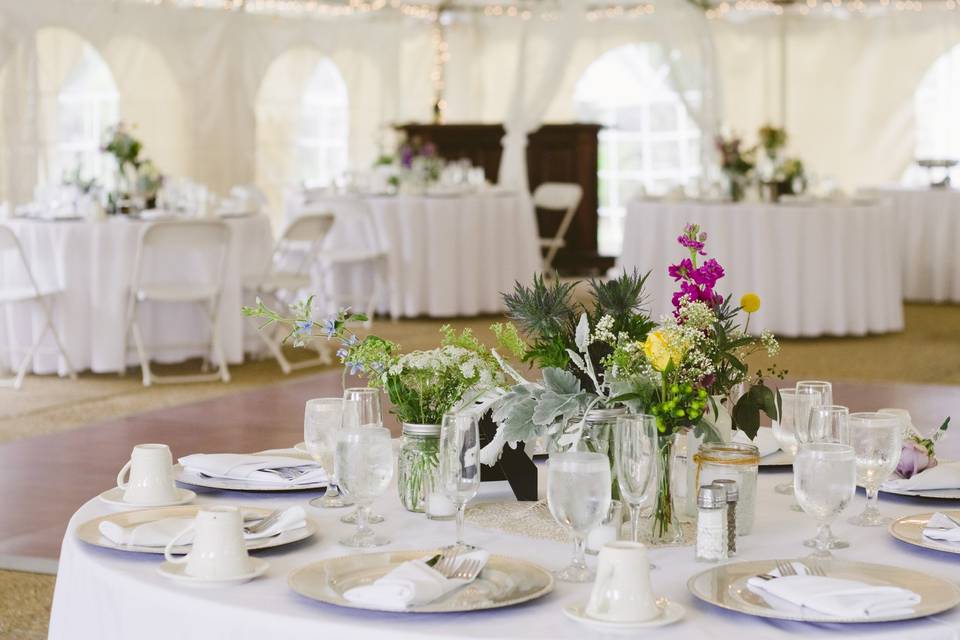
[
  {"x1": 616, "y1": 201, "x2": 904, "y2": 337},
  {"x1": 866, "y1": 187, "x2": 960, "y2": 303},
  {"x1": 50, "y1": 462, "x2": 960, "y2": 639},
  {"x1": 307, "y1": 192, "x2": 541, "y2": 318},
  {"x1": 0, "y1": 215, "x2": 273, "y2": 374}
]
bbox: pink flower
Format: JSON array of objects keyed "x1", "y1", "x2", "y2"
[
  {"x1": 692, "y1": 259, "x2": 725, "y2": 288},
  {"x1": 896, "y1": 441, "x2": 937, "y2": 479},
  {"x1": 668, "y1": 258, "x2": 694, "y2": 281}
]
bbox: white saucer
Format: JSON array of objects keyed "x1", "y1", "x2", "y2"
[
  {"x1": 294, "y1": 442, "x2": 308, "y2": 453},
  {"x1": 563, "y1": 599, "x2": 684, "y2": 631},
  {"x1": 157, "y1": 557, "x2": 269, "y2": 586},
  {"x1": 98, "y1": 487, "x2": 196, "y2": 508}
]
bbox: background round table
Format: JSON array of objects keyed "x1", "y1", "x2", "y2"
[
  {"x1": 616, "y1": 200, "x2": 904, "y2": 337},
  {"x1": 0, "y1": 214, "x2": 273, "y2": 374},
  {"x1": 304, "y1": 191, "x2": 541, "y2": 318},
  {"x1": 50, "y1": 453, "x2": 960, "y2": 640},
  {"x1": 867, "y1": 187, "x2": 960, "y2": 303}
]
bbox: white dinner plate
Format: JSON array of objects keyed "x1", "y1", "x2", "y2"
[
  {"x1": 175, "y1": 463, "x2": 327, "y2": 492},
  {"x1": 879, "y1": 485, "x2": 960, "y2": 500},
  {"x1": 289, "y1": 550, "x2": 554, "y2": 613},
  {"x1": 76, "y1": 505, "x2": 318, "y2": 554},
  {"x1": 889, "y1": 511, "x2": 960, "y2": 555},
  {"x1": 688, "y1": 558, "x2": 960, "y2": 623},
  {"x1": 758, "y1": 450, "x2": 794, "y2": 467}
]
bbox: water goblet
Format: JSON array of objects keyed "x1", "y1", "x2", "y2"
[
  {"x1": 614, "y1": 415, "x2": 657, "y2": 544},
  {"x1": 438, "y1": 411, "x2": 481, "y2": 549},
  {"x1": 771, "y1": 388, "x2": 798, "y2": 495},
  {"x1": 795, "y1": 404, "x2": 850, "y2": 545},
  {"x1": 548, "y1": 451, "x2": 611, "y2": 583},
  {"x1": 794, "y1": 443, "x2": 856, "y2": 558},
  {"x1": 796, "y1": 380, "x2": 833, "y2": 407},
  {"x1": 336, "y1": 426, "x2": 394, "y2": 547},
  {"x1": 848, "y1": 412, "x2": 902, "y2": 527},
  {"x1": 340, "y1": 387, "x2": 385, "y2": 524},
  {"x1": 794, "y1": 382, "x2": 830, "y2": 443},
  {"x1": 305, "y1": 397, "x2": 359, "y2": 509}
]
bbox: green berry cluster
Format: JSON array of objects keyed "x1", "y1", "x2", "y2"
[{"x1": 651, "y1": 385, "x2": 709, "y2": 433}]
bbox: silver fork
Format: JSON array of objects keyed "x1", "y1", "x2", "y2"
[
  {"x1": 804, "y1": 563, "x2": 827, "y2": 577},
  {"x1": 448, "y1": 559, "x2": 484, "y2": 581},
  {"x1": 244, "y1": 509, "x2": 284, "y2": 535},
  {"x1": 433, "y1": 550, "x2": 461, "y2": 577},
  {"x1": 776, "y1": 560, "x2": 797, "y2": 577}
]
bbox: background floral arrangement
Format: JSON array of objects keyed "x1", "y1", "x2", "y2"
[{"x1": 102, "y1": 122, "x2": 164, "y2": 211}]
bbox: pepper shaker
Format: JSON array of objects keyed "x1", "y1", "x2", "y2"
[{"x1": 712, "y1": 479, "x2": 739, "y2": 556}]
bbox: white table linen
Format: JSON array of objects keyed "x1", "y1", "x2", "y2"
[
  {"x1": 616, "y1": 200, "x2": 904, "y2": 337},
  {"x1": 303, "y1": 192, "x2": 541, "y2": 318},
  {"x1": 865, "y1": 187, "x2": 960, "y2": 303},
  {"x1": 50, "y1": 466, "x2": 960, "y2": 639},
  {"x1": 0, "y1": 215, "x2": 273, "y2": 374}
]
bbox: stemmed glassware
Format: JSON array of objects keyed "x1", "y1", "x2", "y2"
[
  {"x1": 548, "y1": 451, "x2": 611, "y2": 583},
  {"x1": 614, "y1": 414, "x2": 657, "y2": 543},
  {"x1": 795, "y1": 404, "x2": 850, "y2": 546},
  {"x1": 335, "y1": 426, "x2": 394, "y2": 547},
  {"x1": 848, "y1": 412, "x2": 902, "y2": 527},
  {"x1": 304, "y1": 397, "x2": 361, "y2": 508},
  {"x1": 771, "y1": 388, "x2": 798, "y2": 495},
  {"x1": 794, "y1": 442, "x2": 856, "y2": 557},
  {"x1": 438, "y1": 411, "x2": 481, "y2": 548},
  {"x1": 340, "y1": 387, "x2": 385, "y2": 524},
  {"x1": 796, "y1": 380, "x2": 833, "y2": 407}
]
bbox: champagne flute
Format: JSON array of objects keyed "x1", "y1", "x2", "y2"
[
  {"x1": 548, "y1": 451, "x2": 611, "y2": 582},
  {"x1": 797, "y1": 404, "x2": 850, "y2": 547},
  {"x1": 304, "y1": 398, "x2": 359, "y2": 508},
  {"x1": 614, "y1": 414, "x2": 657, "y2": 543},
  {"x1": 438, "y1": 411, "x2": 481, "y2": 549},
  {"x1": 771, "y1": 388, "x2": 798, "y2": 495},
  {"x1": 336, "y1": 426, "x2": 394, "y2": 547},
  {"x1": 340, "y1": 387, "x2": 385, "y2": 524},
  {"x1": 848, "y1": 412, "x2": 902, "y2": 527},
  {"x1": 794, "y1": 443, "x2": 856, "y2": 558}
]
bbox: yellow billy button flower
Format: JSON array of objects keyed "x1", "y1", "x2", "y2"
[
  {"x1": 643, "y1": 329, "x2": 688, "y2": 372},
  {"x1": 740, "y1": 292, "x2": 761, "y2": 314}
]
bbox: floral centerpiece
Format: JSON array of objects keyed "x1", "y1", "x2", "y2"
[
  {"x1": 715, "y1": 133, "x2": 755, "y2": 202},
  {"x1": 758, "y1": 124, "x2": 787, "y2": 161},
  {"x1": 102, "y1": 123, "x2": 164, "y2": 213},
  {"x1": 375, "y1": 135, "x2": 445, "y2": 193}
]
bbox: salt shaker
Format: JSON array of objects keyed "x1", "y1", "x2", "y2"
[
  {"x1": 696, "y1": 484, "x2": 727, "y2": 563},
  {"x1": 712, "y1": 478, "x2": 739, "y2": 556}
]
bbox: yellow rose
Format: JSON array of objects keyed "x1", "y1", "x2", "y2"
[
  {"x1": 643, "y1": 330, "x2": 687, "y2": 372},
  {"x1": 740, "y1": 292, "x2": 761, "y2": 314}
]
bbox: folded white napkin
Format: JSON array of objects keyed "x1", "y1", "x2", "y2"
[
  {"x1": 178, "y1": 453, "x2": 327, "y2": 486},
  {"x1": 882, "y1": 461, "x2": 960, "y2": 492},
  {"x1": 733, "y1": 428, "x2": 780, "y2": 458},
  {"x1": 747, "y1": 563, "x2": 920, "y2": 619},
  {"x1": 98, "y1": 506, "x2": 307, "y2": 547},
  {"x1": 922, "y1": 512, "x2": 960, "y2": 543},
  {"x1": 344, "y1": 550, "x2": 490, "y2": 611}
]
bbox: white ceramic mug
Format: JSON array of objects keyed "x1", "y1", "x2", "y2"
[
  {"x1": 164, "y1": 506, "x2": 252, "y2": 579},
  {"x1": 116, "y1": 443, "x2": 178, "y2": 505},
  {"x1": 585, "y1": 541, "x2": 660, "y2": 622}
]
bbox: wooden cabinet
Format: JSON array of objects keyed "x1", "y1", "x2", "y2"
[{"x1": 396, "y1": 123, "x2": 610, "y2": 275}]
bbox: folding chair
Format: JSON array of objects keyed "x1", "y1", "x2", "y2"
[{"x1": 532, "y1": 182, "x2": 583, "y2": 273}]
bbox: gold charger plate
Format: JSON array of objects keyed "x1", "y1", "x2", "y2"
[
  {"x1": 289, "y1": 550, "x2": 554, "y2": 613},
  {"x1": 77, "y1": 505, "x2": 317, "y2": 554},
  {"x1": 890, "y1": 511, "x2": 960, "y2": 555},
  {"x1": 688, "y1": 558, "x2": 960, "y2": 623}
]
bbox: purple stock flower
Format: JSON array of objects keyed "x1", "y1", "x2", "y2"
[
  {"x1": 668, "y1": 258, "x2": 694, "y2": 282},
  {"x1": 692, "y1": 259, "x2": 725, "y2": 288},
  {"x1": 400, "y1": 145, "x2": 414, "y2": 168},
  {"x1": 896, "y1": 441, "x2": 937, "y2": 479}
]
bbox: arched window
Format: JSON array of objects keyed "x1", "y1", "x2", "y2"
[
  {"x1": 296, "y1": 58, "x2": 349, "y2": 189},
  {"x1": 574, "y1": 44, "x2": 701, "y2": 256},
  {"x1": 910, "y1": 44, "x2": 960, "y2": 184},
  {"x1": 37, "y1": 29, "x2": 119, "y2": 189}
]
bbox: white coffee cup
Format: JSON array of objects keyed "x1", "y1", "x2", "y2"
[
  {"x1": 164, "y1": 506, "x2": 252, "y2": 579},
  {"x1": 116, "y1": 443, "x2": 178, "y2": 505},
  {"x1": 585, "y1": 541, "x2": 660, "y2": 622}
]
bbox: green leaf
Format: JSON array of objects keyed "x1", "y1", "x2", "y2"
[{"x1": 731, "y1": 382, "x2": 779, "y2": 440}]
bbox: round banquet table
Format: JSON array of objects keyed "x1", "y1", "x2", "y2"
[
  {"x1": 50, "y1": 457, "x2": 960, "y2": 639},
  {"x1": 0, "y1": 214, "x2": 273, "y2": 374},
  {"x1": 305, "y1": 191, "x2": 541, "y2": 318},
  {"x1": 865, "y1": 187, "x2": 960, "y2": 303},
  {"x1": 616, "y1": 200, "x2": 904, "y2": 337}
]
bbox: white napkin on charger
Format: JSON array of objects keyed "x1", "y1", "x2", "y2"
[
  {"x1": 344, "y1": 549, "x2": 490, "y2": 611},
  {"x1": 881, "y1": 461, "x2": 960, "y2": 492},
  {"x1": 921, "y1": 512, "x2": 960, "y2": 543},
  {"x1": 178, "y1": 453, "x2": 327, "y2": 486},
  {"x1": 98, "y1": 506, "x2": 307, "y2": 547},
  {"x1": 747, "y1": 562, "x2": 920, "y2": 619},
  {"x1": 733, "y1": 428, "x2": 780, "y2": 458}
]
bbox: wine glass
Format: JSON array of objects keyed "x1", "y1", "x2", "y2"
[
  {"x1": 304, "y1": 397, "x2": 360, "y2": 508},
  {"x1": 794, "y1": 443, "x2": 856, "y2": 557},
  {"x1": 796, "y1": 380, "x2": 833, "y2": 406},
  {"x1": 796, "y1": 404, "x2": 850, "y2": 546},
  {"x1": 438, "y1": 411, "x2": 481, "y2": 548},
  {"x1": 614, "y1": 415, "x2": 657, "y2": 543},
  {"x1": 771, "y1": 388, "x2": 798, "y2": 495},
  {"x1": 794, "y1": 382, "x2": 830, "y2": 440},
  {"x1": 548, "y1": 451, "x2": 611, "y2": 582},
  {"x1": 848, "y1": 412, "x2": 902, "y2": 527},
  {"x1": 335, "y1": 426, "x2": 394, "y2": 547},
  {"x1": 340, "y1": 387, "x2": 385, "y2": 524}
]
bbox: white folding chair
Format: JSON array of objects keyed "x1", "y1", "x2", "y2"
[
  {"x1": 245, "y1": 213, "x2": 336, "y2": 374},
  {"x1": 532, "y1": 182, "x2": 583, "y2": 273},
  {"x1": 124, "y1": 220, "x2": 231, "y2": 387},
  {"x1": 0, "y1": 225, "x2": 76, "y2": 389}
]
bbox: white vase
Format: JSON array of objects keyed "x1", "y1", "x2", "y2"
[{"x1": 706, "y1": 394, "x2": 734, "y2": 443}]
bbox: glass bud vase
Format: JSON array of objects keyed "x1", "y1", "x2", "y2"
[
  {"x1": 650, "y1": 437, "x2": 685, "y2": 546},
  {"x1": 397, "y1": 423, "x2": 441, "y2": 513}
]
